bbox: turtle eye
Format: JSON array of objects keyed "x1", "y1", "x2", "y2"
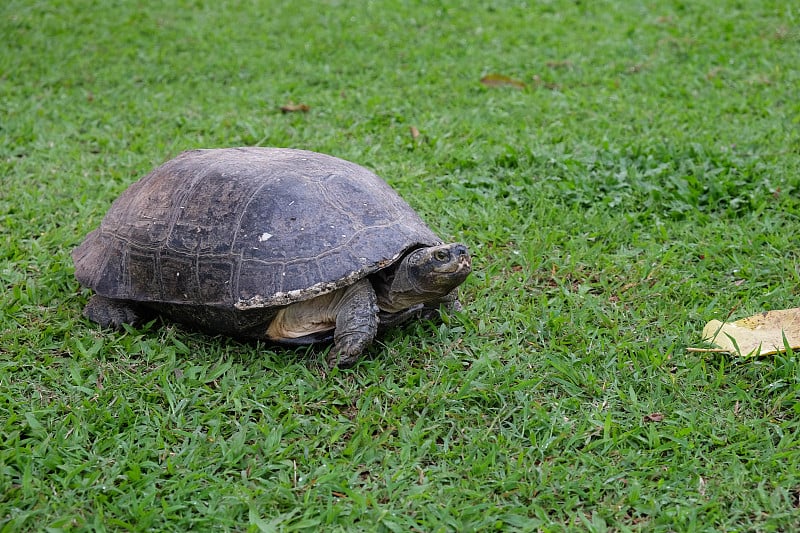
[{"x1": 434, "y1": 249, "x2": 450, "y2": 262}]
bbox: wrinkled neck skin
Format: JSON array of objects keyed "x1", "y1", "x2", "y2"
[
  {"x1": 373, "y1": 243, "x2": 471, "y2": 314},
  {"x1": 375, "y1": 261, "x2": 433, "y2": 313}
]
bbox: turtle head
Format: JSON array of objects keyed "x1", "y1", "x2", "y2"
[
  {"x1": 376, "y1": 243, "x2": 472, "y2": 312},
  {"x1": 401, "y1": 243, "x2": 472, "y2": 291}
]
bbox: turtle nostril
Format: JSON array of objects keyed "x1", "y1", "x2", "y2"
[{"x1": 454, "y1": 244, "x2": 468, "y2": 257}]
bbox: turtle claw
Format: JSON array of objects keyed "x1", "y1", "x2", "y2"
[
  {"x1": 326, "y1": 349, "x2": 359, "y2": 369},
  {"x1": 326, "y1": 334, "x2": 370, "y2": 368}
]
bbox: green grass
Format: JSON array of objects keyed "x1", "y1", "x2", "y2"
[{"x1": 2, "y1": 0, "x2": 800, "y2": 530}]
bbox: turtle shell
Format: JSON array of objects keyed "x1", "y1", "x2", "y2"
[{"x1": 72, "y1": 147, "x2": 442, "y2": 310}]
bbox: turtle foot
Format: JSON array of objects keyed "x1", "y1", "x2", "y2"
[
  {"x1": 326, "y1": 335, "x2": 369, "y2": 368},
  {"x1": 83, "y1": 295, "x2": 145, "y2": 329}
]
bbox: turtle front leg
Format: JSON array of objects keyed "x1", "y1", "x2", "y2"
[
  {"x1": 327, "y1": 279, "x2": 379, "y2": 368},
  {"x1": 418, "y1": 289, "x2": 463, "y2": 321},
  {"x1": 83, "y1": 295, "x2": 148, "y2": 329},
  {"x1": 378, "y1": 290, "x2": 463, "y2": 333}
]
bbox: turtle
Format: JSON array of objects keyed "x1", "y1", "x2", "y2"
[{"x1": 72, "y1": 147, "x2": 472, "y2": 367}]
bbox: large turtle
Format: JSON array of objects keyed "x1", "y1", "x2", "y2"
[{"x1": 72, "y1": 147, "x2": 471, "y2": 367}]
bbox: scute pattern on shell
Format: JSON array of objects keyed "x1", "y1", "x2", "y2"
[{"x1": 72, "y1": 147, "x2": 442, "y2": 308}]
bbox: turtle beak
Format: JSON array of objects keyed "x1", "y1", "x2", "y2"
[{"x1": 453, "y1": 244, "x2": 471, "y2": 275}]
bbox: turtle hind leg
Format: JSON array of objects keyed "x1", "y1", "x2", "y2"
[{"x1": 82, "y1": 295, "x2": 148, "y2": 329}]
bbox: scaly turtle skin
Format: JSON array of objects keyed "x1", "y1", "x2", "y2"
[{"x1": 72, "y1": 147, "x2": 471, "y2": 367}]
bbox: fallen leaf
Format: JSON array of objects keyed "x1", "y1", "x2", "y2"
[
  {"x1": 643, "y1": 412, "x2": 664, "y2": 423},
  {"x1": 479, "y1": 73, "x2": 526, "y2": 90},
  {"x1": 700, "y1": 307, "x2": 800, "y2": 356},
  {"x1": 409, "y1": 126, "x2": 420, "y2": 140},
  {"x1": 546, "y1": 60, "x2": 573, "y2": 70},
  {"x1": 280, "y1": 102, "x2": 310, "y2": 113}
]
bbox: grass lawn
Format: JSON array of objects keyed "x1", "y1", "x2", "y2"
[{"x1": 2, "y1": 0, "x2": 800, "y2": 530}]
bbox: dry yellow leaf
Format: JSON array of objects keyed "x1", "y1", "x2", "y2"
[
  {"x1": 279, "y1": 102, "x2": 310, "y2": 113},
  {"x1": 701, "y1": 307, "x2": 800, "y2": 356},
  {"x1": 479, "y1": 73, "x2": 527, "y2": 90}
]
